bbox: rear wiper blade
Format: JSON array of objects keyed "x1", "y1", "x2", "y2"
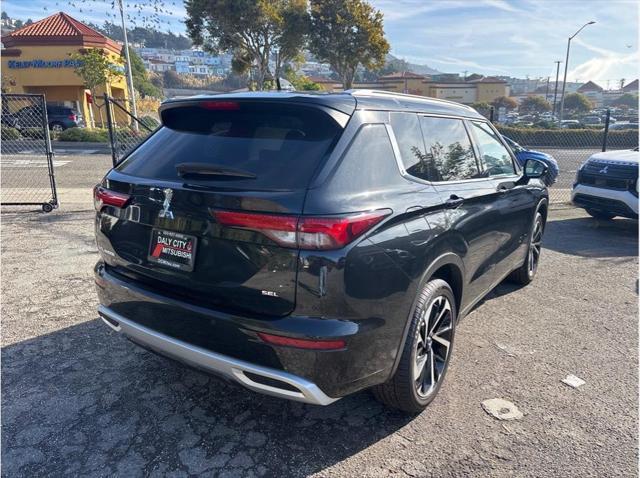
[{"x1": 175, "y1": 163, "x2": 256, "y2": 179}]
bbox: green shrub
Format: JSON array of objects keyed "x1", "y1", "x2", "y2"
[
  {"x1": 139, "y1": 115, "x2": 160, "y2": 130},
  {"x1": 1, "y1": 125, "x2": 21, "y2": 140},
  {"x1": 20, "y1": 127, "x2": 46, "y2": 139},
  {"x1": 496, "y1": 125, "x2": 639, "y2": 149},
  {"x1": 57, "y1": 127, "x2": 109, "y2": 142}
]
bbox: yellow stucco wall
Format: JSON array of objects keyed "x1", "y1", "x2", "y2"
[
  {"x1": 380, "y1": 78, "x2": 429, "y2": 96},
  {"x1": 1, "y1": 44, "x2": 128, "y2": 128},
  {"x1": 475, "y1": 83, "x2": 509, "y2": 103}
]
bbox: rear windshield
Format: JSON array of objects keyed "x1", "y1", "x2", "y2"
[{"x1": 116, "y1": 102, "x2": 343, "y2": 190}]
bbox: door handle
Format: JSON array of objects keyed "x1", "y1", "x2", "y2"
[
  {"x1": 445, "y1": 195, "x2": 464, "y2": 209},
  {"x1": 497, "y1": 181, "x2": 516, "y2": 193}
]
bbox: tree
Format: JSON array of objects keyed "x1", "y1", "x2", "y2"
[
  {"x1": 1, "y1": 12, "x2": 8, "y2": 21},
  {"x1": 612, "y1": 93, "x2": 638, "y2": 108},
  {"x1": 563, "y1": 93, "x2": 592, "y2": 114},
  {"x1": 308, "y1": 0, "x2": 390, "y2": 89},
  {"x1": 127, "y1": 47, "x2": 162, "y2": 98},
  {"x1": 519, "y1": 96, "x2": 551, "y2": 115},
  {"x1": 90, "y1": 22, "x2": 192, "y2": 50},
  {"x1": 162, "y1": 70, "x2": 186, "y2": 89},
  {"x1": 25, "y1": 19, "x2": 33, "y2": 26},
  {"x1": 13, "y1": 19, "x2": 22, "y2": 29},
  {"x1": 471, "y1": 102, "x2": 491, "y2": 119},
  {"x1": 284, "y1": 67, "x2": 320, "y2": 90},
  {"x1": 70, "y1": 48, "x2": 123, "y2": 127},
  {"x1": 466, "y1": 73, "x2": 483, "y2": 81},
  {"x1": 184, "y1": 0, "x2": 308, "y2": 90},
  {"x1": 491, "y1": 96, "x2": 518, "y2": 111}
]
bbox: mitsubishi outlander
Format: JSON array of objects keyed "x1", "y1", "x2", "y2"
[{"x1": 94, "y1": 91, "x2": 548, "y2": 413}]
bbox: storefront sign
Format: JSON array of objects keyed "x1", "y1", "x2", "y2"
[{"x1": 7, "y1": 59, "x2": 83, "y2": 69}]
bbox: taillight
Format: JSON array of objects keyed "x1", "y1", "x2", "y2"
[
  {"x1": 93, "y1": 185, "x2": 130, "y2": 210},
  {"x1": 68, "y1": 113, "x2": 77, "y2": 121},
  {"x1": 257, "y1": 332, "x2": 345, "y2": 350},
  {"x1": 199, "y1": 101, "x2": 240, "y2": 111},
  {"x1": 213, "y1": 209, "x2": 390, "y2": 250}
]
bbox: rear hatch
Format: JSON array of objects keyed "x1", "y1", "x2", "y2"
[{"x1": 95, "y1": 98, "x2": 352, "y2": 316}]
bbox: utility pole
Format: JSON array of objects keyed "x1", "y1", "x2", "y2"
[
  {"x1": 545, "y1": 76, "x2": 550, "y2": 102},
  {"x1": 559, "y1": 21, "x2": 596, "y2": 122},
  {"x1": 117, "y1": 0, "x2": 139, "y2": 131},
  {"x1": 552, "y1": 60, "x2": 561, "y2": 118}
]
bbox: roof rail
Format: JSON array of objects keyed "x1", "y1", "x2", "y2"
[{"x1": 344, "y1": 89, "x2": 476, "y2": 111}]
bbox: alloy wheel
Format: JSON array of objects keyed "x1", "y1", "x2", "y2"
[
  {"x1": 528, "y1": 215, "x2": 543, "y2": 276},
  {"x1": 413, "y1": 295, "x2": 454, "y2": 397}
]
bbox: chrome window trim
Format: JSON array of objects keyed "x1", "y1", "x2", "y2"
[{"x1": 386, "y1": 114, "x2": 505, "y2": 186}]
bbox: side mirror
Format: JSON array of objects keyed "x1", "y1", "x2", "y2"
[{"x1": 523, "y1": 158, "x2": 548, "y2": 179}]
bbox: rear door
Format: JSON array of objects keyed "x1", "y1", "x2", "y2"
[{"x1": 95, "y1": 100, "x2": 348, "y2": 316}]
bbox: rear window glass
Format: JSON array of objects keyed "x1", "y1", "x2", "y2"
[{"x1": 116, "y1": 103, "x2": 343, "y2": 190}]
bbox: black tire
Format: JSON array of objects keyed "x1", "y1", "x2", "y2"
[
  {"x1": 50, "y1": 122, "x2": 65, "y2": 133},
  {"x1": 509, "y1": 211, "x2": 544, "y2": 285},
  {"x1": 372, "y1": 279, "x2": 456, "y2": 414},
  {"x1": 586, "y1": 208, "x2": 615, "y2": 220},
  {"x1": 42, "y1": 203, "x2": 54, "y2": 213}
]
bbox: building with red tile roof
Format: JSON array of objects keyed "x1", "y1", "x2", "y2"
[{"x1": 1, "y1": 12, "x2": 129, "y2": 128}]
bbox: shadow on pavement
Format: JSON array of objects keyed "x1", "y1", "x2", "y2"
[
  {"x1": 2, "y1": 319, "x2": 414, "y2": 477},
  {"x1": 543, "y1": 215, "x2": 638, "y2": 258}
]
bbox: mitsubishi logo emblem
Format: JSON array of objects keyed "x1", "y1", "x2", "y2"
[
  {"x1": 598, "y1": 166, "x2": 609, "y2": 174},
  {"x1": 158, "y1": 188, "x2": 174, "y2": 219}
]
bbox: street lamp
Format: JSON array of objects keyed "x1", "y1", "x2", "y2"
[
  {"x1": 558, "y1": 21, "x2": 595, "y2": 122},
  {"x1": 117, "y1": 0, "x2": 139, "y2": 131}
]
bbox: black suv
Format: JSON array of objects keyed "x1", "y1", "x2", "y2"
[
  {"x1": 95, "y1": 91, "x2": 548, "y2": 413},
  {"x1": 11, "y1": 104, "x2": 83, "y2": 131}
]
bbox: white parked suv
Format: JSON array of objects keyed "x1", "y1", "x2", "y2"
[{"x1": 572, "y1": 148, "x2": 639, "y2": 219}]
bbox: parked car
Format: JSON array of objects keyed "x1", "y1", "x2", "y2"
[
  {"x1": 581, "y1": 116, "x2": 602, "y2": 125},
  {"x1": 94, "y1": 91, "x2": 549, "y2": 413},
  {"x1": 11, "y1": 104, "x2": 83, "y2": 132},
  {"x1": 609, "y1": 122, "x2": 639, "y2": 130},
  {"x1": 560, "y1": 120, "x2": 580, "y2": 128},
  {"x1": 572, "y1": 148, "x2": 639, "y2": 219},
  {"x1": 502, "y1": 136, "x2": 559, "y2": 186}
]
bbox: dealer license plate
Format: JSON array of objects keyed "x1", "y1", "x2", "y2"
[{"x1": 148, "y1": 229, "x2": 197, "y2": 272}]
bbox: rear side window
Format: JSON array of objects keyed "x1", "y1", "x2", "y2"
[
  {"x1": 419, "y1": 116, "x2": 481, "y2": 182},
  {"x1": 323, "y1": 124, "x2": 401, "y2": 193},
  {"x1": 116, "y1": 103, "x2": 343, "y2": 190},
  {"x1": 470, "y1": 121, "x2": 516, "y2": 176},
  {"x1": 390, "y1": 112, "x2": 431, "y2": 181}
]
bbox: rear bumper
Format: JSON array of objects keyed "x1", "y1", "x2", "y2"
[
  {"x1": 98, "y1": 305, "x2": 337, "y2": 405},
  {"x1": 94, "y1": 261, "x2": 394, "y2": 401},
  {"x1": 572, "y1": 184, "x2": 638, "y2": 218}
]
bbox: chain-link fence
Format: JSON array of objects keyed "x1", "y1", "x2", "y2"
[
  {"x1": 1, "y1": 93, "x2": 58, "y2": 212},
  {"x1": 104, "y1": 94, "x2": 157, "y2": 166},
  {"x1": 495, "y1": 118, "x2": 638, "y2": 205}
]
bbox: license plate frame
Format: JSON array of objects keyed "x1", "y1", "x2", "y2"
[{"x1": 148, "y1": 229, "x2": 197, "y2": 272}]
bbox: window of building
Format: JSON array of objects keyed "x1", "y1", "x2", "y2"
[{"x1": 415, "y1": 116, "x2": 481, "y2": 182}]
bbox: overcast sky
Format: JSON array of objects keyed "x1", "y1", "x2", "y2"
[{"x1": 3, "y1": 0, "x2": 638, "y2": 86}]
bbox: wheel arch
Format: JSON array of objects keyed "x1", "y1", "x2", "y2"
[
  {"x1": 388, "y1": 252, "x2": 465, "y2": 378},
  {"x1": 537, "y1": 197, "x2": 548, "y2": 225}
]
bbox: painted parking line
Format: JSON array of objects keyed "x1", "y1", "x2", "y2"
[
  {"x1": 0, "y1": 159, "x2": 71, "y2": 168},
  {"x1": 4, "y1": 149, "x2": 100, "y2": 156}
]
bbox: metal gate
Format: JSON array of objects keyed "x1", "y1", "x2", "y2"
[
  {"x1": 103, "y1": 93, "x2": 156, "y2": 167},
  {"x1": 1, "y1": 93, "x2": 58, "y2": 212}
]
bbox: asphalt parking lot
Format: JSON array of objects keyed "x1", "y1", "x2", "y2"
[{"x1": 1, "y1": 175, "x2": 637, "y2": 477}]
